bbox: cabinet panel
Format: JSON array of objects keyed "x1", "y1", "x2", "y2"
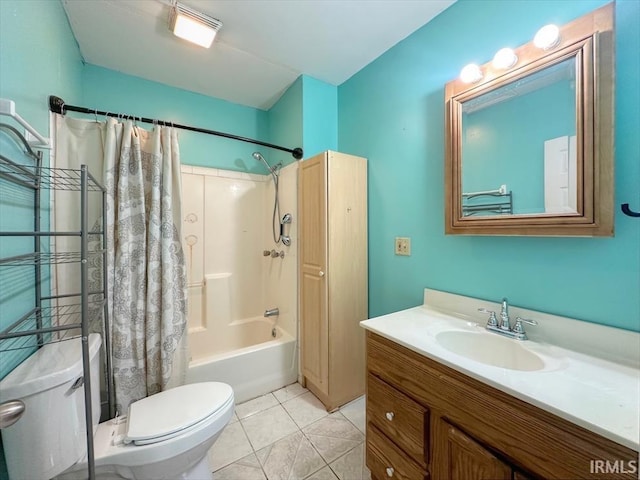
[
  {"x1": 300, "y1": 271, "x2": 328, "y2": 393},
  {"x1": 367, "y1": 373, "x2": 428, "y2": 467},
  {"x1": 439, "y1": 419, "x2": 511, "y2": 480},
  {"x1": 326, "y1": 151, "x2": 367, "y2": 406},
  {"x1": 299, "y1": 154, "x2": 328, "y2": 394},
  {"x1": 299, "y1": 156, "x2": 326, "y2": 272},
  {"x1": 367, "y1": 424, "x2": 428, "y2": 480}
]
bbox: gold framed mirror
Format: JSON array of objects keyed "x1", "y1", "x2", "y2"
[{"x1": 445, "y1": 3, "x2": 614, "y2": 236}]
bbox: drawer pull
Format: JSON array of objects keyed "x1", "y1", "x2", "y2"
[
  {"x1": 386, "y1": 467, "x2": 394, "y2": 477},
  {"x1": 385, "y1": 411, "x2": 395, "y2": 421}
]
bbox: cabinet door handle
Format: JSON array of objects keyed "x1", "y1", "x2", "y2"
[
  {"x1": 385, "y1": 411, "x2": 394, "y2": 421},
  {"x1": 386, "y1": 467, "x2": 394, "y2": 477},
  {"x1": 318, "y1": 271, "x2": 325, "y2": 277}
]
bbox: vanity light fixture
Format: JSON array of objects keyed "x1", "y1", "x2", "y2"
[
  {"x1": 492, "y1": 48, "x2": 518, "y2": 69},
  {"x1": 460, "y1": 63, "x2": 483, "y2": 84},
  {"x1": 533, "y1": 24, "x2": 561, "y2": 50},
  {"x1": 168, "y1": 2, "x2": 222, "y2": 48}
]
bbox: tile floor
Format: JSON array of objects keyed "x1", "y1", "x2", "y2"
[{"x1": 208, "y1": 383, "x2": 370, "y2": 480}]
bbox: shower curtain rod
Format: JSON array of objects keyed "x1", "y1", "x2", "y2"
[{"x1": 48, "y1": 96, "x2": 304, "y2": 160}]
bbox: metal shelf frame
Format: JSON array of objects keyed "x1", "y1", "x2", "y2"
[{"x1": 0, "y1": 127, "x2": 112, "y2": 479}]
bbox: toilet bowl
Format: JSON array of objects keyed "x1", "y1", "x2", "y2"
[
  {"x1": 0, "y1": 334, "x2": 234, "y2": 480},
  {"x1": 57, "y1": 382, "x2": 234, "y2": 480}
]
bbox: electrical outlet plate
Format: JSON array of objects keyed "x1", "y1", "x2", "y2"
[{"x1": 395, "y1": 237, "x2": 411, "y2": 256}]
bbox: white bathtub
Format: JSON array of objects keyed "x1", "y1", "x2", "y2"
[{"x1": 186, "y1": 321, "x2": 297, "y2": 404}]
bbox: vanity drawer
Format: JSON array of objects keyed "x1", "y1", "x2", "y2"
[
  {"x1": 367, "y1": 373, "x2": 428, "y2": 467},
  {"x1": 367, "y1": 423, "x2": 429, "y2": 480}
]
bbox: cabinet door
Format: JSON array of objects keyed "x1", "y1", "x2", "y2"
[
  {"x1": 299, "y1": 154, "x2": 329, "y2": 394},
  {"x1": 439, "y1": 420, "x2": 512, "y2": 480}
]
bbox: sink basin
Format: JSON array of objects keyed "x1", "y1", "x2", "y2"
[{"x1": 436, "y1": 331, "x2": 546, "y2": 371}]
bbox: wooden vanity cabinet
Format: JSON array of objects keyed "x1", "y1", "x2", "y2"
[{"x1": 366, "y1": 332, "x2": 638, "y2": 480}]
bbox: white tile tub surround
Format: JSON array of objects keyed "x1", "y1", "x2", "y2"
[
  {"x1": 209, "y1": 383, "x2": 369, "y2": 480},
  {"x1": 360, "y1": 288, "x2": 640, "y2": 451},
  {"x1": 181, "y1": 162, "x2": 299, "y2": 402}
]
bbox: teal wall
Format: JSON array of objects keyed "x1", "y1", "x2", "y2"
[
  {"x1": 338, "y1": 0, "x2": 640, "y2": 332},
  {"x1": 0, "y1": 0, "x2": 83, "y2": 375},
  {"x1": 0, "y1": 0, "x2": 85, "y2": 473},
  {"x1": 462, "y1": 77, "x2": 576, "y2": 214},
  {"x1": 302, "y1": 76, "x2": 338, "y2": 158},
  {"x1": 267, "y1": 76, "x2": 303, "y2": 169},
  {"x1": 0, "y1": 0, "x2": 83, "y2": 135},
  {"x1": 82, "y1": 65, "x2": 270, "y2": 173}
]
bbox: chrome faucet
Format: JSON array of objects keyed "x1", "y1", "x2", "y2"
[
  {"x1": 478, "y1": 297, "x2": 538, "y2": 341},
  {"x1": 499, "y1": 297, "x2": 511, "y2": 331}
]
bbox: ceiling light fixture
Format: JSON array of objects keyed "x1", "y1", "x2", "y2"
[
  {"x1": 460, "y1": 64, "x2": 483, "y2": 84},
  {"x1": 168, "y1": 2, "x2": 222, "y2": 48},
  {"x1": 492, "y1": 48, "x2": 518, "y2": 69},
  {"x1": 533, "y1": 24, "x2": 560, "y2": 50}
]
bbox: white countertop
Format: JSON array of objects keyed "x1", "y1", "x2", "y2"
[{"x1": 361, "y1": 305, "x2": 640, "y2": 451}]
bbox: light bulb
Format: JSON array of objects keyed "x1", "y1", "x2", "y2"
[
  {"x1": 492, "y1": 48, "x2": 518, "y2": 69},
  {"x1": 533, "y1": 24, "x2": 560, "y2": 50},
  {"x1": 460, "y1": 64, "x2": 483, "y2": 84}
]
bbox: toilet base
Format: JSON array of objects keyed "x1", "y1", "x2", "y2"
[
  {"x1": 56, "y1": 455, "x2": 213, "y2": 480},
  {"x1": 179, "y1": 456, "x2": 213, "y2": 480}
]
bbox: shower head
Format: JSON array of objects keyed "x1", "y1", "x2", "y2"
[{"x1": 253, "y1": 151, "x2": 275, "y2": 174}]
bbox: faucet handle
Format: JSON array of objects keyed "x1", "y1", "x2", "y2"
[
  {"x1": 478, "y1": 308, "x2": 498, "y2": 327},
  {"x1": 512, "y1": 316, "x2": 538, "y2": 337},
  {"x1": 515, "y1": 316, "x2": 537, "y2": 326}
]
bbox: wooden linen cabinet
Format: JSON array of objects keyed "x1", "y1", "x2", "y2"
[{"x1": 298, "y1": 150, "x2": 368, "y2": 411}]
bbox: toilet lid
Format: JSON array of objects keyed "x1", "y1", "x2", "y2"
[{"x1": 126, "y1": 382, "x2": 233, "y2": 445}]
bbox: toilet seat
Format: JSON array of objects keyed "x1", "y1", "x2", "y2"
[{"x1": 126, "y1": 382, "x2": 233, "y2": 445}]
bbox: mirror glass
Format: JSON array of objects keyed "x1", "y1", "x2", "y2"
[{"x1": 461, "y1": 57, "x2": 577, "y2": 217}]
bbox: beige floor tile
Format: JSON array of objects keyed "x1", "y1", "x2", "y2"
[
  {"x1": 303, "y1": 413, "x2": 364, "y2": 464},
  {"x1": 304, "y1": 465, "x2": 339, "y2": 480},
  {"x1": 282, "y1": 391, "x2": 328, "y2": 429},
  {"x1": 241, "y1": 404, "x2": 300, "y2": 451},
  {"x1": 329, "y1": 444, "x2": 370, "y2": 480},
  {"x1": 339, "y1": 396, "x2": 365, "y2": 433},
  {"x1": 273, "y1": 382, "x2": 309, "y2": 403},
  {"x1": 208, "y1": 421, "x2": 254, "y2": 472},
  {"x1": 213, "y1": 453, "x2": 266, "y2": 480},
  {"x1": 236, "y1": 393, "x2": 280, "y2": 419},
  {"x1": 256, "y1": 431, "x2": 326, "y2": 480}
]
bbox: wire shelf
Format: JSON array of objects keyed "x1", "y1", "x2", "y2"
[
  {"x1": 0, "y1": 299, "x2": 105, "y2": 353},
  {"x1": 0, "y1": 250, "x2": 105, "y2": 266},
  {"x1": 0, "y1": 159, "x2": 105, "y2": 192}
]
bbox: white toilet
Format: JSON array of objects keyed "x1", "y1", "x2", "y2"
[{"x1": 0, "y1": 334, "x2": 234, "y2": 480}]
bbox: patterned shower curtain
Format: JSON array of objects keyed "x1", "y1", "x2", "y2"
[
  {"x1": 103, "y1": 118, "x2": 187, "y2": 412},
  {"x1": 54, "y1": 116, "x2": 188, "y2": 412}
]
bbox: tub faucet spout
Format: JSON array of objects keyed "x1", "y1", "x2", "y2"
[{"x1": 264, "y1": 308, "x2": 279, "y2": 318}]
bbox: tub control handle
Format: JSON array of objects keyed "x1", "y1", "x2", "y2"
[{"x1": 0, "y1": 400, "x2": 25, "y2": 429}]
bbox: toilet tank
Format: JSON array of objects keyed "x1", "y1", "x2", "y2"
[{"x1": 0, "y1": 333, "x2": 102, "y2": 480}]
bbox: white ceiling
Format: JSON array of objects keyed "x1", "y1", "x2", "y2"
[{"x1": 62, "y1": 0, "x2": 455, "y2": 110}]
